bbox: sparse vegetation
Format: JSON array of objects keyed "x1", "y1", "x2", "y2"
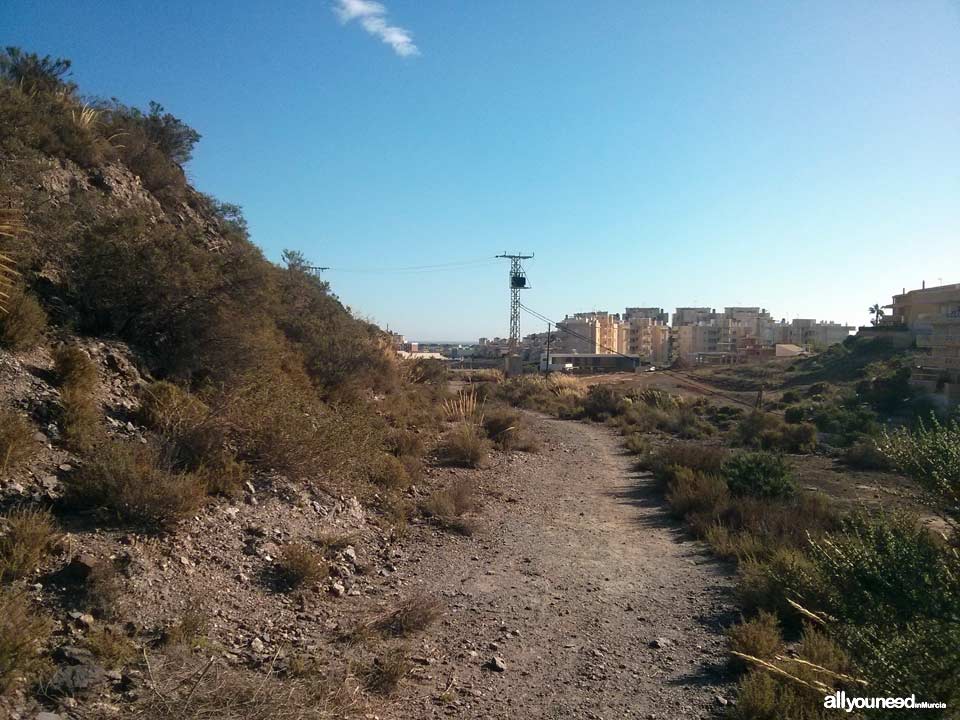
[
  {"x1": 439, "y1": 422, "x2": 490, "y2": 468},
  {"x1": 483, "y1": 407, "x2": 538, "y2": 451},
  {"x1": 277, "y1": 542, "x2": 327, "y2": 589},
  {"x1": 0, "y1": 505, "x2": 58, "y2": 581},
  {"x1": 63, "y1": 441, "x2": 205, "y2": 529},
  {"x1": 0, "y1": 287, "x2": 46, "y2": 351},
  {"x1": 373, "y1": 595, "x2": 443, "y2": 638},
  {"x1": 0, "y1": 587, "x2": 51, "y2": 695},
  {"x1": 0, "y1": 408, "x2": 35, "y2": 473},
  {"x1": 422, "y1": 478, "x2": 476, "y2": 534},
  {"x1": 356, "y1": 647, "x2": 411, "y2": 695}
]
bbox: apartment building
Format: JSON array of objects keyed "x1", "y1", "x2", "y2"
[
  {"x1": 775, "y1": 319, "x2": 854, "y2": 348},
  {"x1": 672, "y1": 307, "x2": 716, "y2": 327},
  {"x1": 901, "y1": 283, "x2": 960, "y2": 405},
  {"x1": 622, "y1": 316, "x2": 671, "y2": 365},
  {"x1": 624, "y1": 307, "x2": 669, "y2": 324},
  {"x1": 555, "y1": 312, "x2": 623, "y2": 354}
]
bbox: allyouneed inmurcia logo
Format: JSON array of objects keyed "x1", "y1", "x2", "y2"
[{"x1": 824, "y1": 691, "x2": 947, "y2": 712}]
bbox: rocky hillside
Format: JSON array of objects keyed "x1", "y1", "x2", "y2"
[{"x1": 0, "y1": 48, "x2": 484, "y2": 719}]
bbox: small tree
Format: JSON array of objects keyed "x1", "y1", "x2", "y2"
[
  {"x1": 869, "y1": 303, "x2": 885, "y2": 326},
  {"x1": 0, "y1": 47, "x2": 73, "y2": 95}
]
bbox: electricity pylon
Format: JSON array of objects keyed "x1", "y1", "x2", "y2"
[{"x1": 496, "y1": 252, "x2": 534, "y2": 351}]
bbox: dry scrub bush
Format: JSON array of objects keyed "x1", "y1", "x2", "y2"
[
  {"x1": 138, "y1": 381, "x2": 245, "y2": 495},
  {"x1": 384, "y1": 427, "x2": 424, "y2": 458},
  {"x1": 356, "y1": 647, "x2": 411, "y2": 695},
  {"x1": 372, "y1": 454, "x2": 411, "y2": 491},
  {"x1": 53, "y1": 344, "x2": 98, "y2": 394},
  {"x1": 422, "y1": 479, "x2": 476, "y2": 534},
  {"x1": 132, "y1": 647, "x2": 356, "y2": 718},
  {"x1": 439, "y1": 422, "x2": 490, "y2": 468},
  {"x1": 736, "y1": 548, "x2": 818, "y2": 624},
  {"x1": 665, "y1": 467, "x2": 729, "y2": 520},
  {"x1": 64, "y1": 441, "x2": 205, "y2": 529},
  {"x1": 84, "y1": 625, "x2": 136, "y2": 668},
  {"x1": 729, "y1": 670, "x2": 821, "y2": 720},
  {"x1": 728, "y1": 611, "x2": 784, "y2": 673},
  {"x1": 0, "y1": 505, "x2": 58, "y2": 581},
  {"x1": 0, "y1": 288, "x2": 46, "y2": 351},
  {"x1": 0, "y1": 408, "x2": 35, "y2": 473},
  {"x1": 374, "y1": 595, "x2": 443, "y2": 638},
  {"x1": 161, "y1": 607, "x2": 209, "y2": 648},
  {"x1": 734, "y1": 410, "x2": 818, "y2": 454},
  {"x1": 0, "y1": 588, "x2": 51, "y2": 695},
  {"x1": 59, "y1": 384, "x2": 100, "y2": 452},
  {"x1": 277, "y1": 543, "x2": 327, "y2": 589},
  {"x1": 82, "y1": 559, "x2": 123, "y2": 619},
  {"x1": 483, "y1": 407, "x2": 539, "y2": 452}
]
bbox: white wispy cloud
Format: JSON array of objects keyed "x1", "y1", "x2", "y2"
[{"x1": 333, "y1": 0, "x2": 420, "y2": 57}]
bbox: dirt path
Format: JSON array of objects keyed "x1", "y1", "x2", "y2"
[{"x1": 391, "y1": 414, "x2": 736, "y2": 719}]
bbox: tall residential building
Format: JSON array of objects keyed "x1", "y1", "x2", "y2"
[
  {"x1": 624, "y1": 307, "x2": 669, "y2": 325},
  {"x1": 555, "y1": 312, "x2": 623, "y2": 354},
  {"x1": 899, "y1": 282, "x2": 960, "y2": 405},
  {"x1": 672, "y1": 307, "x2": 716, "y2": 327}
]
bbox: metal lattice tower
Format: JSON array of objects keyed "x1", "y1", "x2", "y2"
[{"x1": 496, "y1": 252, "x2": 534, "y2": 350}]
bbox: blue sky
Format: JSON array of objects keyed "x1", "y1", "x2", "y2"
[{"x1": 3, "y1": 1, "x2": 958, "y2": 341}]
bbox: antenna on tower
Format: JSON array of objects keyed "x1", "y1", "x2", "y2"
[{"x1": 496, "y1": 252, "x2": 534, "y2": 352}]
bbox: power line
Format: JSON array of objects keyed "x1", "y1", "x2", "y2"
[
  {"x1": 518, "y1": 303, "x2": 635, "y2": 359},
  {"x1": 321, "y1": 257, "x2": 501, "y2": 274}
]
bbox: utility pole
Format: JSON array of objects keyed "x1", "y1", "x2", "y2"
[
  {"x1": 496, "y1": 252, "x2": 534, "y2": 352},
  {"x1": 544, "y1": 321, "x2": 552, "y2": 376}
]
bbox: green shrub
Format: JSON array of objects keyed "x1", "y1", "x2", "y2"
[
  {"x1": 781, "y1": 390, "x2": 801, "y2": 405},
  {"x1": 801, "y1": 513, "x2": 960, "y2": 704},
  {"x1": 0, "y1": 587, "x2": 51, "y2": 695},
  {"x1": 780, "y1": 422, "x2": 817, "y2": 453},
  {"x1": 880, "y1": 416, "x2": 960, "y2": 522},
  {"x1": 0, "y1": 408, "x2": 35, "y2": 473},
  {"x1": 0, "y1": 288, "x2": 46, "y2": 351},
  {"x1": 0, "y1": 506, "x2": 58, "y2": 581},
  {"x1": 784, "y1": 405, "x2": 806, "y2": 424},
  {"x1": 439, "y1": 422, "x2": 489, "y2": 468},
  {"x1": 728, "y1": 611, "x2": 784, "y2": 673},
  {"x1": 63, "y1": 441, "x2": 205, "y2": 529},
  {"x1": 723, "y1": 451, "x2": 795, "y2": 499}
]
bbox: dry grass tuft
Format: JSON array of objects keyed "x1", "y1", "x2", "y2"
[
  {"x1": 0, "y1": 587, "x2": 51, "y2": 695},
  {"x1": 0, "y1": 505, "x2": 59, "y2": 581},
  {"x1": 277, "y1": 542, "x2": 327, "y2": 589},
  {"x1": 0, "y1": 288, "x2": 46, "y2": 351},
  {"x1": 356, "y1": 647, "x2": 411, "y2": 695},
  {"x1": 53, "y1": 344, "x2": 98, "y2": 394},
  {"x1": 374, "y1": 595, "x2": 443, "y2": 638},
  {"x1": 133, "y1": 646, "x2": 358, "y2": 718},
  {"x1": 372, "y1": 453, "x2": 411, "y2": 491},
  {"x1": 483, "y1": 407, "x2": 539, "y2": 452},
  {"x1": 161, "y1": 607, "x2": 209, "y2": 648},
  {"x1": 63, "y1": 441, "x2": 205, "y2": 529},
  {"x1": 421, "y1": 479, "x2": 477, "y2": 535},
  {"x1": 442, "y1": 387, "x2": 484, "y2": 424},
  {"x1": 0, "y1": 408, "x2": 36, "y2": 473},
  {"x1": 439, "y1": 422, "x2": 490, "y2": 468},
  {"x1": 84, "y1": 624, "x2": 136, "y2": 668}
]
